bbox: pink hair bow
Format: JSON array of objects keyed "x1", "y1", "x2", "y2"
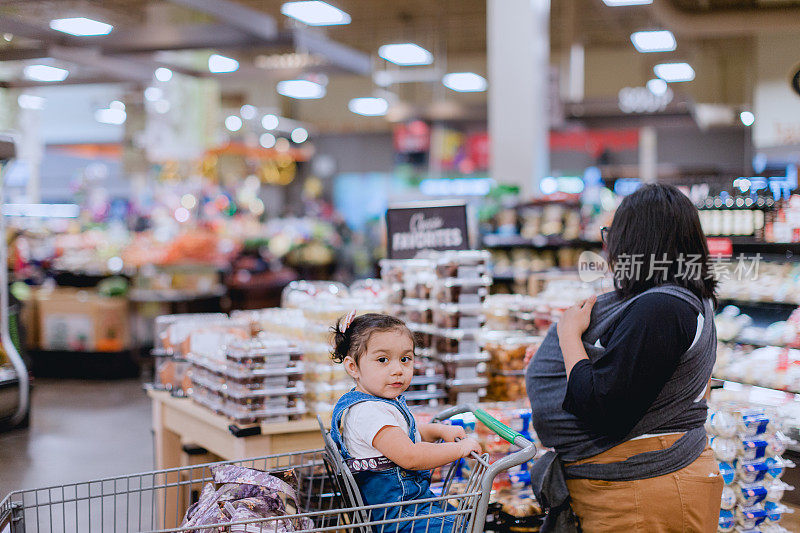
[{"x1": 342, "y1": 309, "x2": 357, "y2": 331}]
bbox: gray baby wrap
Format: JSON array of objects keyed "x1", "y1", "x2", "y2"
[{"x1": 525, "y1": 284, "x2": 716, "y2": 531}]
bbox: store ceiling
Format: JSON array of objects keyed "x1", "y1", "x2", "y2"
[{"x1": 1, "y1": 0, "x2": 800, "y2": 123}]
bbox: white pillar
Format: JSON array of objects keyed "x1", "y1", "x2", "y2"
[
  {"x1": 567, "y1": 43, "x2": 585, "y2": 103},
  {"x1": 488, "y1": 0, "x2": 550, "y2": 198},
  {"x1": 18, "y1": 106, "x2": 43, "y2": 203},
  {"x1": 639, "y1": 126, "x2": 657, "y2": 183}
]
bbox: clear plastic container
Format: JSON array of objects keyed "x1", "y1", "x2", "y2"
[
  {"x1": 434, "y1": 328, "x2": 483, "y2": 355},
  {"x1": 485, "y1": 335, "x2": 543, "y2": 372},
  {"x1": 432, "y1": 277, "x2": 491, "y2": 305},
  {"x1": 434, "y1": 250, "x2": 490, "y2": 278},
  {"x1": 433, "y1": 303, "x2": 485, "y2": 329}
]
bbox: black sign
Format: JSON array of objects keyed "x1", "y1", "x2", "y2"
[{"x1": 386, "y1": 202, "x2": 470, "y2": 259}]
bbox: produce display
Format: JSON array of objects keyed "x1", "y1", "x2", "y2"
[{"x1": 707, "y1": 388, "x2": 797, "y2": 532}]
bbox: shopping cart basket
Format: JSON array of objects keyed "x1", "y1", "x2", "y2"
[{"x1": 0, "y1": 404, "x2": 536, "y2": 533}]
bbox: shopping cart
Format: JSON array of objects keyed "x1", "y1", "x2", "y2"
[{"x1": 0, "y1": 404, "x2": 536, "y2": 533}]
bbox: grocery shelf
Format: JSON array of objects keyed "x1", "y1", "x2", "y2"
[
  {"x1": 482, "y1": 234, "x2": 602, "y2": 250},
  {"x1": 718, "y1": 297, "x2": 799, "y2": 311},
  {"x1": 728, "y1": 240, "x2": 800, "y2": 258},
  {"x1": 29, "y1": 349, "x2": 139, "y2": 379},
  {"x1": 719, "y1": 338, "x2": 788, "y2": 349}
]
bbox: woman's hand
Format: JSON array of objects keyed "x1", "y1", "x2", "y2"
[
  {"x1": 557, "y1": 295, "x2": 596, "y2": 378},
  {"x1": 557, "y1": 295, "x2": 597, "y2": 341}
]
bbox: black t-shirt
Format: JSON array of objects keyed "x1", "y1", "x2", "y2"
[{"x1": 562, "y1": 292, "x2": 700, "y2": 439}]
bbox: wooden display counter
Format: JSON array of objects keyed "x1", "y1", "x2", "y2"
[
  {"x1": 149, "y1": 389, "x2": 328, "y2": 528},
  {"x1": 149, "y1": 389, "x2": 325, "y2": 468}
]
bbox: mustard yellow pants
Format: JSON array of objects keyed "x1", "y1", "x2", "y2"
[{"x1": 566, "y1": 434, "x2": 723, "y2": 533}]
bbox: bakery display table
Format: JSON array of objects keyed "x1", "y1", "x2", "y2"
[
  {"x1": 148, "y1": 389, "x2": 326, "y2": 527},
  {"x1": 148, "y1": 389, "x2": 324, "y2": 467}
]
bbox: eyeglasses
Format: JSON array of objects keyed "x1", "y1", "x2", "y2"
[{"x1": 600, "y1": 226, "x2": 610, "y2": 245}]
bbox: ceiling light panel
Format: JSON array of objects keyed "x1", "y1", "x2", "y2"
[
  {"x1": 281, "y1": 1, "x2": 351, "y2": 26},
  {"x1": 378, "y1": 43, "x2": 433, "y2": 66},
  {"x1": 348, "y1": 97, "x2": 389, "y2": 116},
  {"x1": 49, "y1": 17, "x2": 113, "y2": 36},
  {"x1": 276, "y1": 79, "x2": 326, "y2": 99},
  {"x1": 443, "y1": 72, "x2": 487, "y2": 92},
  {"x1": 209, "y1": 54, "x2": 239, "y2": 73},
  {"x1": 631, "y1": 30, "x2": 676, "y2": 53},
  {"x1": 24, "y1": 64, "x2": 68, "y2": 82},
  {"x1": 654, "y1": 62, "x2": 695, "y2": 82},
  {"x1": 602, "y1": 0, "x2": 652, "y2": 5}
]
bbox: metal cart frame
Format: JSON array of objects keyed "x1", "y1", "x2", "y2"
[{"x1": 1, "y1": 405, "x2": 536, "y2": 532}]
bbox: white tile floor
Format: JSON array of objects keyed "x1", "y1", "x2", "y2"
[{"x1": 0, "y1": 378, "x2": 153, "y2": 496}]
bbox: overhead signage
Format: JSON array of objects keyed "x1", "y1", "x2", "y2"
[{"x1": 386, "y1": 201, "x2": 469, "y2": 259}]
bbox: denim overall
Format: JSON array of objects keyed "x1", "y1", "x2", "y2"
[{"x1": 330, "y1": 390, "x2": 455, "y2": 533}]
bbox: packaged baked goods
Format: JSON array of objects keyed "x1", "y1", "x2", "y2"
[
  {"x1": 434, "y1": 250, "x2": 490, "y2": 279},
  {"x1": 404, "y1": 298, "x2": 433, "y2": 325},
  {"x1": 432, "y1": 277, "x2": 491, "y2": 305},
  {"x1": 487, "y1": 371, "x2": 526, "y2": 402},
  {"x1": 433, "y1": 303, "x2": 485, "y2": 329},
  {"x1": 434, "y1": 328, "x2": 482, "y2": 355},
  {"x1": 485, "y1": 334, "x2": 543, "y2": 372}
]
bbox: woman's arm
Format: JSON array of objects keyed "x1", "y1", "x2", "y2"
[
  {"x1": 560, "y1": 293, "x2": 696, "y2": 438},
  {"x1": 372, "y1": 426, "x2": 481, "y2": 470}
]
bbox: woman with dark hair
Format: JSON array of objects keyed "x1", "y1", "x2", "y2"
[{"x1": 526, "y1": 184, "x2": 722, "y2": 532}]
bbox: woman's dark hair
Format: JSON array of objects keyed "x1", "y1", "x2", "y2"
[
  {"x1": 330, "y1": 313, "x2": 414, "y2": 364},
  {"x1": 605, "y1": 183, "x2": 717, "y2": 304}
]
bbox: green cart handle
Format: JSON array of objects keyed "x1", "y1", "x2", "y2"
[
  {"x1": 432, "y1": 404, "x2": 527, "y2": 446},
  {"x1": 432, "y1": 403, "x2": 537, "y2": 533}
]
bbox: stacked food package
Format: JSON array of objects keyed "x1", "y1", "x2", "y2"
[
  {"x1": 381, "y1": 251, "x2": 492, "y2": 406},
  {"x1": 244, "y1": 280, "x2": 388, "y2": 418},
  {"x1": 153, "y1": 312, "x2": 308, "y2": 424},
  {"x1": 153, "y1": 313, "x2": 234, "y2": 395},
  {"x1": 707, "y1": 390, "x2": 796, "y2": 532},
  {"x1": 232, "y1": 306, "x2": 351, "y2": 420},
  {"x1": 188, "y1": 336, "x2": 306, "y2": 425}
]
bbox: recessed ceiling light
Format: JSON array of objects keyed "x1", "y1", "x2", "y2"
[
  {"x1": 443, "y1": 72, "x2": 487, "y2": 92},
  {"x1": 740, "y1": 111, "x2": 755, "y2": 126},
  {"x1": 276, "y1": 79, "x2": 326, "y2": 99},
  {"x1": 154, "y1": 100, "x2": 171, "y2": 114},
  {"x1": 144, "y1": 87, "x2": 163, "y2": 102},
  {"x1": 281, "y1": 1, "x2": 351, "y2": 26},
  {"x1": 348, "y1": 97, "x2": 389, "y2": 116},
  {"x1": 17, "y1": 94, "x2": 46, "y2": 110},
  {"x1": 261, "y1": 114, "x2": 280, "y2": 130},
  {"x1": 654, "y1": 62, "x2": 695, "y2": 82},
  {"x1": 225, "y1": 115, "x2": 243, "y2": 132},
  {"x1": 602, "y1": 0, "x2": 652, "y2": 5},
  {"x1": 291, "y1": 127, "x2": 309, "y2": 143},
  {"x1": 260, "y1": 133, "x2": 276, "y2": 148},
  {"x1": 23, "y1": 64, "x2": 68, "y2": 82},
  {"x1": 110, "y1": 100, "x2": 125, "y2": 111},
  {"x1": 155, "y1": 67, "x2": 172, "y2": 82},
  {"x1": 95, "y1": 108, "x2": 126, "y2": 125},
  {"x1": 646, "y1": 78, "x2": 668, "y2": 95},
  {"x1": 209, "y1": 54, "x2": 239, "y2": 74},
  {"x1": 378, "y1": 43, "x2": 433, "y2": 66},
  {"x1": 240, "y1": 105, "x2": 257, "y2": 120},
  {"x1": 49, "y1": 17, "x2": 113, "y2": 36},
  {"x1": 631, "y1": 30, "x2": 676, "y2": 53}
]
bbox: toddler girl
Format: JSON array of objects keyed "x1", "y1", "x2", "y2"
[{"x1": 329, "y1": 312, "x2": 482, "y2": 533}]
